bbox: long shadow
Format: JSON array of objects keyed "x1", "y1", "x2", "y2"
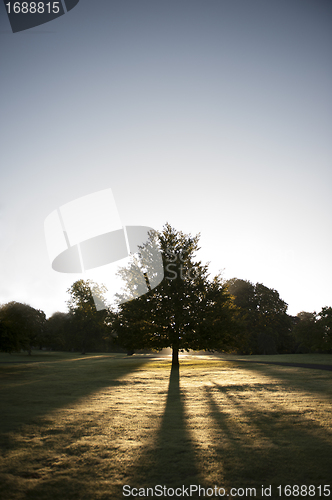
[
  {"x1": 237, "y1": 360, "x2": 332, "y2": 371},
  {"x1": 154, "y1": 366, "x2": 201, "y2": 484},
  {"x1": 125, "y1": 365, "x2": 203, "y2": 495},
  {"x1": 204, "y1": 380, "x2": 332, "y2": 490},
  {"x1": 0, "y1": 354, "x2": 151, "y2": 450},
  {"x1": 229, "y1": 360, "x2": 332, "y2": 399},
  {"x1": 0, "y1": 355, "x2": 160, "y2": 500}
]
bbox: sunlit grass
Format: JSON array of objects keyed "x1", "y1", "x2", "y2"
[
  {"x1": 0, "y1": 352, "x2": 331, "y2": 499},
  {"x1": 182, "y1": 361, "x2": 332, "y2": 491}
]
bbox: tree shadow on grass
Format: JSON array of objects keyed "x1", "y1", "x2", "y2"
[
  {"x1": 0, "y1": 355, "x2": 150, "y2": 450},
  {"x1": 203, "y1": 380, "x2": 332, "y2": 492},
  {"x1": 0, "y1": 355, "x2": 157, "y2": 500},
  {"x1": 231, "y1": 360, "x2": 332, "y2": 399},
  {"x1": 124, "y1": 365, "x2": 204, "y2": 497}
]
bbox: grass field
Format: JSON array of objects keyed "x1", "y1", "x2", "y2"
[{"x1": 0, "y1": 351, "x2": 331, "y2": 499}]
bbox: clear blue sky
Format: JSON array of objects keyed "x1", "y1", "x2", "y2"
[{"x1": 0, "y1": 0, "x2": 331, "y2": 317}]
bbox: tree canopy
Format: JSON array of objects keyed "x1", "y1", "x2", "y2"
[
  {"x1": 66, "y1": 279, "x2": 113, "y2": 354},
  {"x1": 226, "y1": 278, "x2": 292, "y2": 354},
  {"x1": 316, "y1": 306, "x2": 332, "y2": 352},
  {"x1": 0, "y1": 302, "x2": 46, "y2": 354}
]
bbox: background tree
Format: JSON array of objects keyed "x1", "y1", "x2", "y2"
[
  {"x1": 226, "y1": 279, "x2": 292, "y2": 354},
  {"x1": 66, "y1": 279, "x2": 113, "y2": 354},
  {"x1": 114, "y1": 223, "x2": 238, "y2": 366},
  {"x1": 225, "y1": 279, "x2": 257, "y2": 353},
  {"x1": 254, "y1": 283, "x2": 293, "y2": 354},
  {"x1": 0, "y1": 302, "x2": 46, "y2": 354},
  {"x1": 46, "y1": 312, "x2": 72, "y2": 351},
  {"x1": 291, "y1": 311, "x2": 319, "y2": 353},
  {"x1": 0, "y1": 303, "x2": 21, "y2": 353},
  {"x1": 316, "y1": 306, "x2": 332, "y2": 352}
]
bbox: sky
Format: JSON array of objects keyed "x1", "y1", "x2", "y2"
[{"x1": 0, "y1": 0, "x2": 331, "y2": 318}]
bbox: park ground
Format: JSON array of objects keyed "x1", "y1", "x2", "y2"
[{"x1": 0, "y1": 351, "x2": 331, "y2": 499}]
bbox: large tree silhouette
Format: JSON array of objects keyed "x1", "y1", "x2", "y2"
[{"x1": 114, "y1": 223, "x2": 237, "y2": 366}]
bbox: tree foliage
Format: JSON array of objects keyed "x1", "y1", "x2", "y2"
[
  {"x1": 291, "y1": 311, "x2": 318, "y2": 353},
  {"x1": 114, "y1": 223, "x2": 238, "y2": 365},
  {"x1": 66, "y1": 279, "x2": 113, "y2": 354},
  {"x1": 316, "y1": 306, "x2": 332, "y2": 352},
  {"x1": 0, "y1": 302, "x2": 46, "y2": 354},
  {"x1": 46, "y1": 311, "x2": 72, "y2": 351},
  {"x1": 226, "y1": 279, "x2": 292, "y2": 354},
  {"x1": 290, "y1": 307, "x2": 332, "y2": 353}
]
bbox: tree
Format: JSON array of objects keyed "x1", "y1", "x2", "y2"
[
  {"x1": 46, "y1": 312, "x2": 72, "y2": 351},
  {"x1": 316, "y1": 306, "x2": 332, "y2": 352},
  {"x1": 225, "y1": 278, "x2": 256, "y2": 311},
  {"x1": 226, "y1": 279, "x2": 292, "y2": 354},
  {"x1": 291, "y1": 311, "x2": 319, "y2": 353},
  {"x1": 254, "y1": 283, "x2": 292, "y2": 354},
  {"x1": 0, "y1": 303, "x2": 21, "y2": 353},
  {"x1": 66, "y1": 279, "x2": 113, "y2": 354},
  {"x1": 114, "y1": 223, "x2": 238, "y2": 366},
  {"x1": 225, "y1": 279, "x2": 257, "y2": 353},
  {"x1": 0, "y1": 302, "x2": 46, "y2": 354}
]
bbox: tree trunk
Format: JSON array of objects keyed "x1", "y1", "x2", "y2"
[{"x1": 172, "y1": 346, "x2": 179, "y2": 366}]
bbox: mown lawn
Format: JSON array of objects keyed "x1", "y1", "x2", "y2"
[{"x1": 0, "y1": 351, "x2": 331, "y2": 499}]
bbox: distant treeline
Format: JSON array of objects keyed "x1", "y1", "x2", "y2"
[{"x1": 0, "y1": 278, "x2": 331, "y2": 356}]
